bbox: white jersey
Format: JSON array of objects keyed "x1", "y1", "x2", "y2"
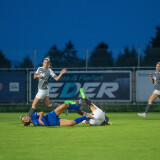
[
  {"x1": 88, "y1": 104, "x2": 105, "y2": 126},
  {"x1": 35, "y1": 67, "x2": 56, "y2": 90}
]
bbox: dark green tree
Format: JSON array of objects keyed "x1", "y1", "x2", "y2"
[
  {"x1": 116, "y1": 46, "x2": 138, "y2": 67},
  {"x1": 89, "y1": 42, "x2": 114, "y2": 67},
  {"x1": 45, "y1": 45, "x2": 64, "y2": 68},
  {"x1": 143, "y1": 26, "x2": 160, "y2": 66},
  {"x1": 0, "y1": 50, "x2": 11, "y2": 68},
  {"x1": 17, "y1": 56, "x2": 33, "y2": 68},
  {"x1": 63, "y1": 40, "x2": 80, "y2": 67}
]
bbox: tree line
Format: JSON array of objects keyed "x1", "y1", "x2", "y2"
[{"x1": 0, "y1": 25, "x2": 160, "y2": 68}]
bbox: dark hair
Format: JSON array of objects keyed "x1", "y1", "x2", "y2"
[
  {"x1": 101, "y1": 116, "x2": 110, "y2": 126},
  {"x1": 105, "y1": 116, "x2": 109, "y2": 124},
  {"x1": 20, "y1": 116, "x2": 31, "y2": 126}
]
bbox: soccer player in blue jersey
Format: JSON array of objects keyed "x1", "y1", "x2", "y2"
[{"x1": 21, "y1": 103, "x2": 93, "y2": 126}]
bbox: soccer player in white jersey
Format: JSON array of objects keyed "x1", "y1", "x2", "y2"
[
  {"x1": 138, "y1": 62, "x2": 160, "y2": 118},
  {"x1": 28, "y1": 57, "x2": 67, "y2": 117},
  {"x1": 78, "y1": 88, "x2": 111, "y2": 126}
]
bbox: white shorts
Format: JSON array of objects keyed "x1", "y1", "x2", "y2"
[
  {"x1": 88, "y1": 106, "x2": 105, "y2": 126},
  {"x1": 153, "y1": 89, "x2": 160, "y2": 95},
  {"x1": 36, "y1": 89, "x2": 49, "y2": 99}
]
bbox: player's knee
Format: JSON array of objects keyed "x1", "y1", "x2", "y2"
[
  {"x1": 148, "y1": 99, "x2": 153, "y2": 104},
  {"x1": 32, "y1": 104, "x2": 36, "y2": 109},
  {"x1": 45, "y1": 103, "x2": 52, "y2": 108},
  {"x1": 64, "y1": 103, "x2": 69, "y2": 108},
  {"x1": 70, "y1": 122, "x2": 76, "y2": 126}
]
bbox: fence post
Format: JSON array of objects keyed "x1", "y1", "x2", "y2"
[
  {"x1": 26, "y1": 68, "x2": 29, "y2": 105},
  {"x1": 86, "y1": 48, "x2": 88, "y2": 70}
]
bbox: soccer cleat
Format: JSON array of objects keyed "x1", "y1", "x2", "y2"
[
  {"x1": 64, "y1": 100, "x2": 77, "y2": 105},
  {"x1": 108, "y1": 122, "x2": 112, "y2": 125},
  {"x1": 82, "y1": 120, "x2": 87, "y2": 124},
  {"x1": 138, "y1": 113, "x2": 146, "y2": 118},
  {"x1": 80, "y1": 88, "x2": 86, "y2": 99}
]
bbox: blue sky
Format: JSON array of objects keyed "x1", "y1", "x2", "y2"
[{"x1": 0, "y1": 0, "x2": 160, "y2": 66}]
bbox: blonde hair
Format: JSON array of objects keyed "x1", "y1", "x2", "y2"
[
  {"x1": 43, "y1": 57, "x2": 52, "y2": 68},
  {"x1": 157, "y1": 62, "x2": 160, "y2": 65}
]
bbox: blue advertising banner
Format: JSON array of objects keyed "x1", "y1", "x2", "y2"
[
  {"x1": 0, "y1": 71, "x2": 26, "y2": 103},
  {"x1": 29, "y1": 71, "x2": 131, "y2": 102}
]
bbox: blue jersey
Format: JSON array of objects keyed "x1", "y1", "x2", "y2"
[{"x1": 31, "y1": 111, "x2": 60, "y2": 126}]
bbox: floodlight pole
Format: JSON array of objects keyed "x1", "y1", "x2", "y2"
[
  {"x1": 138, "y1": 48, "x2": 140, "y2": 68},
  {"x1": 86, "y1": 48, "x2": 88, "y2": 70},
  {"x1": 34, "y1": 48, "x2": 36, "y2": 69}
]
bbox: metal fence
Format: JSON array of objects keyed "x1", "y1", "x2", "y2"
[{"x1": 0, "y1": 67, "x2": 156, "y2": 105}]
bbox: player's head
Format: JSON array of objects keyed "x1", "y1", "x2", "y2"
[
  {"x1": 101, "y1": 116, "x2": 111, "y2": 126},
  {"x1": 156, "y1": 62, "x2": 160, "y2": 72},
  {"x1": 21, "y1": 116, "x2": 31, "y2": 126},
  {"x1": 43, "y1": 56, "x2": 51, "y2": 68}
]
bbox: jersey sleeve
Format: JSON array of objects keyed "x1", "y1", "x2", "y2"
[
  {"x1": 49, "y1": 68, "x2": 57, "y2": 78},
  {"x1": 153, "y1": 75, "x2": 156, "y2": 81},
  {"x1": 31, "y1": 112, "x2": 39, "y2": 119},
  {"x1": 35, "y1": 67, "x2": 40, "y2": 75}
]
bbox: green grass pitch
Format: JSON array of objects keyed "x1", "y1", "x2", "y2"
[{"x1": 0, "y1": 112, "x2": 160, "y2": 160}]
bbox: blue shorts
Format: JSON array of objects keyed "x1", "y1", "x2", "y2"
[{"x1": 45, "y1": 111, "x2": 60, "y2": 126}]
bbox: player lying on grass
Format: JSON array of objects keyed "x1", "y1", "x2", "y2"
[
  {"x1": 21, "y1": 102, "x2": 93, "y2": 126},
  {"x1": 76, "y1": 88, "x2": 111, "y2": 126}
]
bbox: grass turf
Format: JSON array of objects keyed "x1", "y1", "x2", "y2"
[{"x1": 0, "y1": 112, "x2": 160, "y2": 160}]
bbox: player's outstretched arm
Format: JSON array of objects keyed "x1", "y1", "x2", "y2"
[
  {"x1": 37, "y1": 112, "x2": 45, "y2": 125},
  {"x1": 54, "y1": 68, "x2": 67, "y2": 81}
]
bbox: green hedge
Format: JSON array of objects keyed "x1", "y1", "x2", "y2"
[{"x1": 0, "y1": 104, "x2": 160, "y2": 112}]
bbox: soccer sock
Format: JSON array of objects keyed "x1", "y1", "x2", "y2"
[
  {"x1": 85, "y1": 97, "x2": 92, "y2": 105},
  {"x1": 28, "y1": 108, "x2": 35, "y2": 117},
  {"x1": 77, "y1": 110, "x2": 84, "y2": 115},
  {"x1": 68, "y1": 104, "x2": 80, "y2": 110},
  {"x1": 145, "y1": 104, "x2": 151, "y2": 113},
  {"x1": 74, "y1": 116, "x2": 87, "y2": 124}
]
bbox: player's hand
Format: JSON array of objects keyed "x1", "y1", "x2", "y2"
[
  {"x1": 37, "y1": 75, "x2": 43, "y2": 79},
  {"x1": 39, "y1": 120, "x2": 45, "y2": 125},
  {"x1": 61, "y1": 68, "x2": 67, "y2": 74},
  {"x1": 149, "y1": 73, "x2": 152, "y2": 78}
]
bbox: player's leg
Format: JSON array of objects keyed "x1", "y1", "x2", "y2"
[
  {"x1": 60, "y1": 119, "x2": 77, "y2": 126},
  {"x1": 80, "y1": 88, "x2": 92, "y2": 105},
  {"x1": 54, "y1": 103, "x2": 81, "y2": 116},
  {"x1": 145, "y1": 93, "x2": 158, "y2": 112},
  {"x1": 80, "y1": 88, "x2": 98, "y2": 111},
  {"x1": 28, "y1": 97, "x2": 41, "y2": 117},
  {"x1": 60, "y1": 115, "x2": 93, "y2": 126},
  {"x1": 28, "y1": 89, "x2": 47, "y2": 117},
  {"x1": 43, "y1": 96, "x2": 52, "y2": 107},
  {"x1": 138, "y1": 93, "x2": 158, "y2": 117},
  {"x1": 88, "y1": 103, "x2": 98, "y2": 113}
]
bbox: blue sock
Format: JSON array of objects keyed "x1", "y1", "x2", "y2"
[
  {"x1": 68, "y1": 104, "x2": 80, "y2": 110},
  {"x1": 74, "y1": 116, "x2": 87, "y2": 124}
]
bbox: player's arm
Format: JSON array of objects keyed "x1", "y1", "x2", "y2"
[
  {"x1": 149, "y1": 73, "x2": 154, "y2": 83},
  {"x1": 34, "y1": 74, "x2": 43, "y2": 79},
  {"x1": 54, "y1": 68, "x2": 67, "y2": 81},
  {"x1": 37, "y1": 112, "x2": 45, "y2": 125},
  {"x1": 33, "y1": 67, "x2": 43, "y2": 79}
]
